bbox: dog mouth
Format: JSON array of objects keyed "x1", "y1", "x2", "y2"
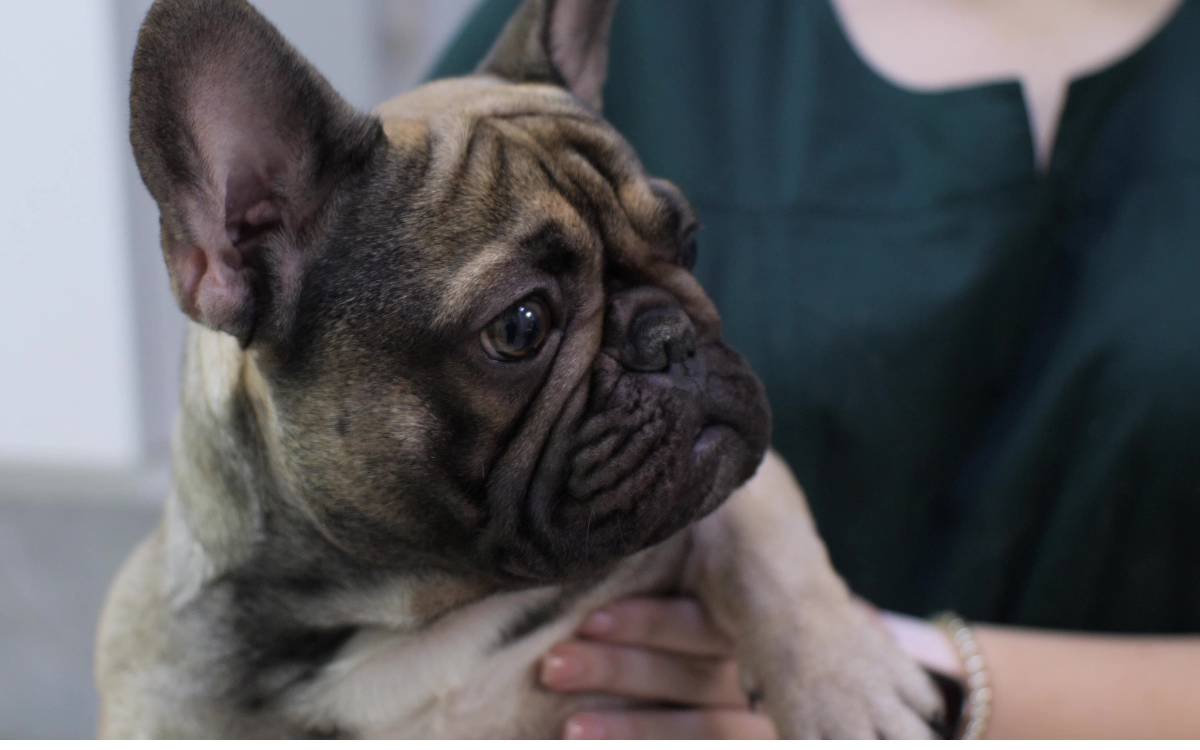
[
  {"x1": 693, "y1": 422, "x2": 735, "y2": 456},
  {"x1": 687, "y1": 420, "x2": 757, "y2": 520}
]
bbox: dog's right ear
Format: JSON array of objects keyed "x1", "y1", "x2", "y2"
[
  {"x1": 477, "y1": 0, "x2": 618, "y2": 112},
  {"x1": 130, "y1": 0, "x2": 384, "y2": 346}
]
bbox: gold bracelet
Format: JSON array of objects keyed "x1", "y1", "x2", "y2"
[{"x1": 931, "y1": 612, "x2": 992, "y2": 740}]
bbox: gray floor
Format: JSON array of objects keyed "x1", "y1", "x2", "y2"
[{"x1": 0, "y1": 500, "x2": 158, "y2": 739}]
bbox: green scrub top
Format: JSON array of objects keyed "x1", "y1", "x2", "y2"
[{"x1": 431, "y1": 0, "x2": 1200, "y2": 633}]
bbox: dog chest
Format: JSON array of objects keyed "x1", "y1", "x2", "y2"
[{"x1": 287, "y1": 542, "x2": 688, "y2": 738}]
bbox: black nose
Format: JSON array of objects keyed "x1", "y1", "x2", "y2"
[{"x1": 604, "y1": 286, "x2": 697, "y2": 372}]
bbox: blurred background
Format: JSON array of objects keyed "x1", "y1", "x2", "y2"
[{"x1": 0, "y1": 0, "x2": 479, "y2": 737}]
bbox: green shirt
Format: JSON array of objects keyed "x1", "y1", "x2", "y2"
[{"x1": 432, "y1": 0, "x2": 1200, "y2": 632}]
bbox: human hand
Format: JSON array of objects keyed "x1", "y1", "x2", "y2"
[{"x1": 539, "y1": 596, "x2": 779, "y2": 739}]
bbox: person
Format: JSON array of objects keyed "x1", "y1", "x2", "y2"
[{"x1": 430, "y1": 0, "x2": 1200, "y2": 738}]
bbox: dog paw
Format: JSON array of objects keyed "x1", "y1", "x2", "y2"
[{"x1": 749, "y1": 599, "x2": 943, "y2": 739}]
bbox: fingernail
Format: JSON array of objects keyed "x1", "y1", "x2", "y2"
[
  {"x1": 564, "y1": 715, "x2": 606, "y2": 740},
  {"x1": 541, "y1": 652, "x2": 583, "y2": 686},
  {"x1": 580, "y1": 610, "x2": 616, "y2": 636}
]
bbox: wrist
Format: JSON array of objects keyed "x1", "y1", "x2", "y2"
[
  {"x1": 931, "y1": 612, "x2": 992, "y2": 740},
  {"x1": 879, "y1": 609, "x2": 993, "y2": 739}
]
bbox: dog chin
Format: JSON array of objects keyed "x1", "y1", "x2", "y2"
[{"x1": 530, "y1": 431, "x2": 758, "y2": 582}]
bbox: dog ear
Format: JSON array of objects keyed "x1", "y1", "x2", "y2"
[
  {"x1": 130, "y1": 0, "x2": 384, "y2": 346},
  {"x1": 477, "y1": 0, "x2": 618, "y2": 112}
]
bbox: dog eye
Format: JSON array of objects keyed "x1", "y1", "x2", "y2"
[
  {"x1": 481, "y1": 298, "x2": 549, "y2": 361},
  {"x1": 679, "y1": 237, "x2": 698, "y2": 270}
]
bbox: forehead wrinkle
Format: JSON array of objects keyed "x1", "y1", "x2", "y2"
[
  {"x1": 481, "y1": 119, "x2": 629, "y2": 261},
  {"x1": 434, "y1": 196, "x2": 597, "y2": 333},
  {"x1": 425, "y1": 116, "x2": 603, "y2": 326},
  {"x1": 407, "y1": 99, "x2": 600, "y2": 209},
  {"x1": 375, "y1": 77, "x2": 586, "y2": 125},
  {"x1": 424, "y1": 112, "x2": 480, "y2": 196},
  {"x1": 504, "y1": 116, "x2": 675, "y2": 266},
  {"x1": 552, "y1": 120, "x2": 680, "y2": 243},
  {"x1": 434, "y1": 241, "x2": 511, "y2": 331},
  {"x1": 422, "y1": 116, "x2": 544, "y2": 230}
]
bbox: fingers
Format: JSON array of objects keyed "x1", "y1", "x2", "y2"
[
  {"x1": 541, "y1": 640, "x2": 749, "y2": 708},
  {"x1": 578, "y1": 596, "x2": 734, "y2": 657},
  {"x1": 562, "y1": 710, "x2": 778, "y2": 740}
]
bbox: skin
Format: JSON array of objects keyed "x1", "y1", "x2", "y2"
[
  {"x1": 542, "y1": 599, "x2": 1200, "y2": 739},
  {"x1": 538, "y1": 455, "x2": 1200, "y2": 739},
  {"x1": 542, "y1": 596, "x2": 778, "y2": 739}
]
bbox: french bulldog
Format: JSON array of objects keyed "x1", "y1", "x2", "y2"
[{"x1": 96, "y1": 0, "x2": 942, "y2": 738}]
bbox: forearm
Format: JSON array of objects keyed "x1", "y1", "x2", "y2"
[
  {"x1": 975, "y1": 625, "x2": 1200, "y2": 739},
  {"x1": 883, "y1": 612, "x2": 1200, "y2": 739}
]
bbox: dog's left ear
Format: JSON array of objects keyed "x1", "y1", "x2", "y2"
[
  {"x1": 130, "y1": 0, "x2": 384, "y2": 347},
  {"x1": 477, "y1": 0, "x2": 618, "y2": 112}
]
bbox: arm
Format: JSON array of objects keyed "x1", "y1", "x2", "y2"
[
  {"x1": 543, "y1": 599, "x2": 1200, "y2": 739},
  {"x1": 883, "y1": 610, "x2": 1200, "y2": 739}
]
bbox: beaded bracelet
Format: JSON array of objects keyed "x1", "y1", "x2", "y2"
[{"x1": 931, "y1": 612, "x2": 992, "y2": 740}]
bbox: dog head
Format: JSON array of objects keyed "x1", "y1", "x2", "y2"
[{"x1": 131, "y1": 0, "x2": 771, "y2": 582}]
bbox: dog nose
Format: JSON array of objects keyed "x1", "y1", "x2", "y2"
[{"x1": 604, "y1": 286, "x2": 697, "y2": 372}]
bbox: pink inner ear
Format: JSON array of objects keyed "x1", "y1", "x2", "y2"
[
  {"x1": 179, "y1": 92, "x2": 292, "y2": 336},
  {"x1": 227, "y1": 196, "x2": 283, "y2": 248},
  {"x1": 177, "y1": 246, "x2": 209, "y2": 319},
  {"x1": 244, "y1": 199, "x2": 281, "y2": 227},
  {"x1": 177, "y1": 242, "x2": 254, "y2": 335},
  {"x1": 135, "y1": 3, "x2": 366, "y2": 342},
  {"x1": 222, "y1": 142, "x2": 287, "y2": 248},
  {"x1": 192, "y1": 71, "x2": 293, "y2": 244},
  {"x1": 549, "y1": 0, "x2": 616, "y2": 111}
]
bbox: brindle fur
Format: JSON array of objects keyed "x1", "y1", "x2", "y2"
[{"x1": 97, "y1": 0, "x2": 941, "y2": 738}]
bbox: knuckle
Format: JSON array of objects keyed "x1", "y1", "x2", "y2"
[
  {"x1": 641, "y1": 601, "x2": 673, "y2": 640},
  {"x1": 569, "y1": 642, "x2": 617, "y2": 688},
  {"x1": 588, "y1": 644, "x2": 621, "y2": 687},
  {"x1": 608, "y1": 598, "x2": 653, "y2": 639},
  {"x1": 643, "y1": 597, "x2": 699, "y2": 644}
]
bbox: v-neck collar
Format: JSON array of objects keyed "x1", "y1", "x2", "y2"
[{"x1": 821, "y1": 0, "x2": 1190, "y2": 178}]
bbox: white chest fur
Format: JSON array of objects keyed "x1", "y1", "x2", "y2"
[{"x1": 286, "y1": 540, "x2": 689, "y2": 739}]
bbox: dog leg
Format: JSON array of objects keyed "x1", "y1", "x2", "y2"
[{"x1": 686, "y1": 451, "x2": 942, "y2": 739}]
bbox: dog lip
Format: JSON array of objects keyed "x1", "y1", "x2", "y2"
[{"x1": 693, "y1": 422, "x2": 736, "y2": 456}]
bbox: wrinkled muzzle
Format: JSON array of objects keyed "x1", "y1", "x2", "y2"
[{"x1": 494, "y1": 286, "x2": 771, "y2": 581}]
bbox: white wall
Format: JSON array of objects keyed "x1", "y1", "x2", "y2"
[{"x1": 0, "y1": 1, "x2": 139, "y2": 468}]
